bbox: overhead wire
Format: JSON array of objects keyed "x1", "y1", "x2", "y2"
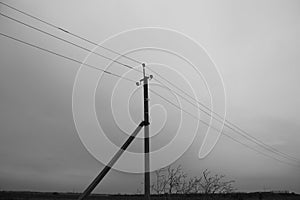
[
  {"x1": 1, "y1": 1, "x2": 299, "y2": 166},
  {"x1": 149, "y1": 72, "x2": 300, "y2": 163},
  {"x1": 149, "y1": 88, "x2": 300, "y2": 168},
  {"x1": 1, "y1": 29, "x2": 298, "y2": 167},
  {"x1": 0, "y1": 1, "x2": 143, "y2": 65},
  {"x1": 0, "y1": 32, "x2": 136, "y2": 83},
  {"x1": 0, "y1": 12, "x2": 142, "y2": 74}
]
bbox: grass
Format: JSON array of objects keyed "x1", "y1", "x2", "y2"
[{"x1": 0, "y1": 191, "x2": 299, "y2": 200}]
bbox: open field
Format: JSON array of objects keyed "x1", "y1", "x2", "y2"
[{"x1": 0, "y1": 191, "x2": 299, "y2": 200}]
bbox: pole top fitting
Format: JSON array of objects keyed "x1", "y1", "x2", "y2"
[{"x1": 135, "y1": 62, "x2": 153, "y2": 86}]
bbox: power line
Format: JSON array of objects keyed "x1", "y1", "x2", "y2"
[
  {"x1": 151, "y1": 75, "x2": 299, "y2": 163},
  {"x1": 1, "y1": 1, "x2": 298, "y2": 166},
  {"x1": 148, "y1": 68, "x2": 300, "y2": 163},
  {"x1": 149, "y1": 88, "x2": 300, "y2": 168},
  {"x1": 0, "y1": 12, "x2": 143, "y2": 74},
  {"x1": 0, "y1": 1, "x2": 143, "y2": 65},
  {"x1": 224, "y1": 118, "x2": 300, "y2": 162},
  {"x1": 222, "y1": 130, "x2": 300, "y2": 168},
  {"x1": 1, "y1": 30, "x2": 298, "y2": 168},
  {"x1": 0, "y1": 32, "x2": 136, "y2": 83}
]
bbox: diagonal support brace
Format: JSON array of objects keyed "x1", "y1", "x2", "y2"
[{"x1": 78, "y1": 121, "x2": 145, "y2": 200}]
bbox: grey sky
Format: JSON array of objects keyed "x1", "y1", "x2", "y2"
[{"x1": 0, "y1": 0, "x2": 300, "y2": 194}]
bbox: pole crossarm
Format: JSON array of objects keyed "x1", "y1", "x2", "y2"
[{"x1": 77, "y1": 121, "x2": 145, "y2": 200}]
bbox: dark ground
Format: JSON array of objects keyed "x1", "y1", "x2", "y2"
[{"x1": 0, "y1": 191, "x2": 299, "y2": 200}]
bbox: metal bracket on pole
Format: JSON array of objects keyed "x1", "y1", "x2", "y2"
[{"x1": 77, "y1": 121, "x2": 145, "y2": 200}]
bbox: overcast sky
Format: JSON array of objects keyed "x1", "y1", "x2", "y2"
[{"x1": 0, "y1": 0, "x2": 300, "y2": 194}]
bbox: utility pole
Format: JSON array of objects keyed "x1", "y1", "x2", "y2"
[
  {"x1": 137, "y1": 63, "x2": 151, "y2": 199},
  {"x1": 142, "y1": 63, "x2": 150, "y2": 200}
]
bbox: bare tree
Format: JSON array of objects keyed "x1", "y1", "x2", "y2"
[
  {"x1": 178, "y1": 176, "x2": 202, "y2": 194},
  {"x1": 166, "y1": 165, "x2": 186, "y2": 194},
  {"x1": 151, "y1": 168, "x2": 168, "y2": 194},
  {"x1": 151, "y1": 165, "x2": 186, "y2": 194},
  {"x1": 199, "y1": 169, "x2": 235, "y2": 194},
  {"x1": 151, "y1": 165, "x2": 235, "y2": 195}
]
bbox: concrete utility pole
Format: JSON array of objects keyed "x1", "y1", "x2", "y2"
[
  {"x1": 142, "y1": 63, "x2": 151, "y2": 200},
  {"x1": 136, "y1": 63, "x2": 152, "y2": 199}
]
